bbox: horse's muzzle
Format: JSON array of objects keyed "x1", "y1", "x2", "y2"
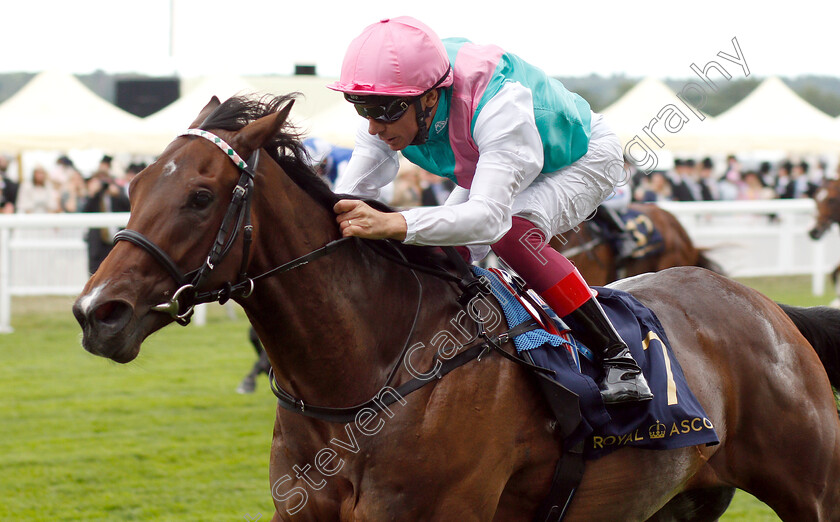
[
  {"x1": 809, "y1": 225, "x2": 827, "y2": 240},
  {"x1": 73, "y1": 297, "x2": 138, "y2": 362}
]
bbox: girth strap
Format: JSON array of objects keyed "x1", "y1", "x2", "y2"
[
  {"x1": 520, "y1": 350, "x2": 586, "y2": 521},
  {"x1": 533, "y1": 442, "x2": 585, "y2": 522}
]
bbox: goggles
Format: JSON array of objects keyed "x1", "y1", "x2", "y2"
[
  {"x1": 343, "y1": 65, "x2": 452, "y2": 125},
  {"x1": 351, "y1": 96, "x2": 414, "y2": 123}
]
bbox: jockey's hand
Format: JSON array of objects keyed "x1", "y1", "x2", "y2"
[{"x1": 334, "y1": 199, "x2": 407, "y2": 241}]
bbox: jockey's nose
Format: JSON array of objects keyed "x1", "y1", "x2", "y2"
[{"x1": 367, "y1": 118, "x2": 386, "y2": 135}]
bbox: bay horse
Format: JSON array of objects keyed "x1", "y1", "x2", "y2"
[
  {"x1": 552, "y1": 204, "x2": 723, "y2": 286},
  {"x1": 73, "y1": 94, "x2": 840, "y2": 521},
  {"x1": 810, "y1": 179, "x2": 840, "y2": 307}
]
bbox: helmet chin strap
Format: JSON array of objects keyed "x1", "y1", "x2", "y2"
[
  {"x1": 410, "y1": 97, "x2": 435, "y2": 146},
  {"x1": 400, "y1": 65, "x2": 452, "y2": 146}
]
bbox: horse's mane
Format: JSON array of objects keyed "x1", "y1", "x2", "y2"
[{"x1": 201, "y1": 94, "x2": 452, "y2": 270}]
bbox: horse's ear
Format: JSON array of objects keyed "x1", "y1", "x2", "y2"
[
  {"x1": 234, "y1": 100, "x2": 295, "y2": 152},
  {"x1": 189, "y1": 96, "x2": 222, "y2": 129}
]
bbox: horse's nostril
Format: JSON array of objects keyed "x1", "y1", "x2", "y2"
[
  {"x1": 93, "y1": 301, "x2": 130, "y2": 327},
  {"x1": 95, "y1": 301, "x2": 116, "y2": 322}
]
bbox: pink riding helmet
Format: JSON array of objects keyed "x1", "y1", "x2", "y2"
[{"x1": 328, "y1": 16, "x2": 454, "y2": 96}]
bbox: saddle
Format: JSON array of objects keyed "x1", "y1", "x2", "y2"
[
  {"x1": 479, "y1": 266, "x2": 718, "y2": 453},
  {"x1": 593, "y1": 208, "x2": 665, "y2": 260},
  {"x1": 475, "y1": 266, "x2": 719, "y2": 521}
]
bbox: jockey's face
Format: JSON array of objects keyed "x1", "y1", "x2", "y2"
[
  {"x1": 366, "y1": 104, "x2": 418, "y2": 151},
  {"x1": 365, "y1": 91, "x2": 439, "y2": 152}
]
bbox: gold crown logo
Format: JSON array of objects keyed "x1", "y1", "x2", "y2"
[{"x1": 649, "y1": 421, "x2": 666, "y2": 440}]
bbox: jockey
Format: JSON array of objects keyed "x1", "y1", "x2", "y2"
[
  {"x1": 328, "y1": 17, "x2": 652, "y2": 404},
  {"x1": 595, "y1": 184, "x2": 638, "y2": 263}
]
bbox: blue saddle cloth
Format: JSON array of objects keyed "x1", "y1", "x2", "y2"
[{"x1": 473, "y1": 266, "x2": 719, "y2": 460}]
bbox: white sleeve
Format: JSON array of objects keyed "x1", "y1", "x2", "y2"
[
  {"x1": 434, "y1": 184, "x2": 492, "y2": 262},
  {"x1": 333, "y1": 120, "x2": 401, "y2": 199},
  {"x1": 400, "y1": 82, "x2": 544, "y2": 246},
  {"x1": 442, "y1": 185, "x2": 469, "y2": 205}
]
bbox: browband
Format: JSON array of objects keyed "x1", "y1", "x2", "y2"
[{"x1": 180, "y1": 129, "x2": 249, "y2": 170}]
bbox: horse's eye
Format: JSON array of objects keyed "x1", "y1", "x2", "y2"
[{"x1": 188, "y1": 190, "x2": 214, "y2": 210}]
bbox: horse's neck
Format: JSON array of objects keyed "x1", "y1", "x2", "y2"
[{"x1": 241, "y1": 174, "x2": 434, "y2": 407}]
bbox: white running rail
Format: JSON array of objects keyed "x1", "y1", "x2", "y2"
[{"x1": 1, "y1": 200, "x2": 838, "y2": 333}]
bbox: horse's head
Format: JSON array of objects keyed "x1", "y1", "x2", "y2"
[
  {"x1": 809, "y1": 179, "x2": 840, "y2": 240},
  {"x1": 73, "y1": 94, "x2": 299, "y2": 363}
]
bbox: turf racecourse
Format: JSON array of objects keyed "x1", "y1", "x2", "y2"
[{"x1": 2, "y1": 275, "x2": 827, "y2": 521}]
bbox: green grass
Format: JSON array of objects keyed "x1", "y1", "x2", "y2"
[
  {"x1": 736, "y1": 274, "x2": 833, "y2": 308},
  {"x1": 1, "y1": 299, "x2": 277, "y2": 521},
  {"x1": 0, "y1": 276, "x2": 831, "y2": 520}
]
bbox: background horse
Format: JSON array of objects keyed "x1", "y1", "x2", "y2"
[
  {"x1": 73, "y1": 94, "x2": 840, "y2": 521},
  {"x1": 810, "y1": 178, "x2": 840, "y2": 307},
  {"x1": 552, "y1": 203, "x2": 723, "y2": 286}
]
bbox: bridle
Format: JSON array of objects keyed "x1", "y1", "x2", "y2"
[
  {"x1": 114, "y1": 128, "x2": 353, "y2": 325},
  {"x1": 113, "y1": 126, "x2": 581, "y2": 520},
  {"x1": 114, "y1": 128, "x2": 480, "y2": 325},
  {"x1": 113, "y1": 129, "x2": 261, "y2": 324},
  {"x1": 112, "y1": 126, "x2": 551, "y2": 423}
]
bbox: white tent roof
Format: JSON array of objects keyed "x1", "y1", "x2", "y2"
[
  {"x1": 244, "y1": 75, "x2": 343, "y2": 121},
  {"x1": 0, "y1": 71, "x2": 146, "y2": 153},
  {"x1": 695, "y1": 76, "x2": 840, "y2": 154},
  {"x1": 832, "y1": 108, "x2": 840, "y2": 142},
  {"x1": 246, "y1": 75, "x2": 353, "y2": 146},
  {"x1": 601, "y1": 77, "x2": 713, "y2": 152},
  {"x1": 139, "y1": 75, "x2": 261, "y2": 151},
  {"x1": 140, "y1": 74, "x2": 350, "y2": 153}
]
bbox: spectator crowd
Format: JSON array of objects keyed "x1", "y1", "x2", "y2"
[
  {"x1": 298, "y1": 141, "x2": 835, "y2": 210},
  {"x1": 630, "y1": 155, "x2": 832, "y2": 203},
  {"x1": 2, "y1": 146, "x2": 836, "y2": 253},
  {"x1": 0, "y1": 153, "x2": 145, "y2": 273},
  {"x1": 0, "y1": 153, "x2": 144, "y2": 216},
  {"x1": 4, "y1": 150, "x2": 836, "y2": 216}
]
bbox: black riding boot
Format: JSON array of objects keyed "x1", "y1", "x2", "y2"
[
  {"x1": 565, "y1": 298, "x2": 653, "y2": 404},
  {"x1": 596, "y1": 206, "x2": 636, "y2": 262}
]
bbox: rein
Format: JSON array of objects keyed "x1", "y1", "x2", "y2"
[
  {"x1": 117, "y1": 128, "x2": 550, "y2": 423},
  {"x1": 115, "y1": 129, "x2": 474, "y2": 325},
  {"x1": 116, "y1": 123, "x2": 585, "y2": 521}
]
